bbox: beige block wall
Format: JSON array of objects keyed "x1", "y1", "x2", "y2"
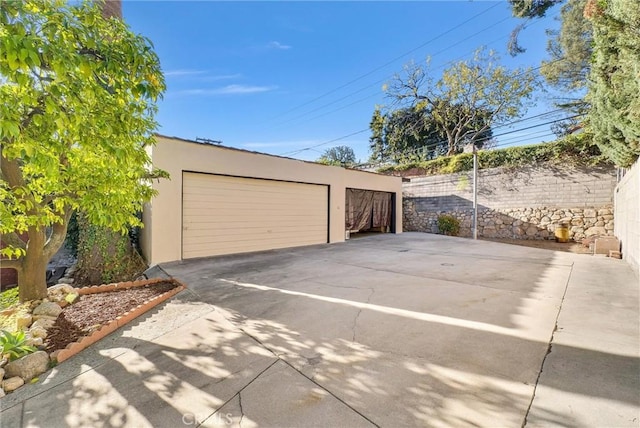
[
  {"x1": 615, "y1": 159, "x2": 640, "y2": 277},
  {"x1": 141, "y1": 135, "x2": 402, "y2": 265}
]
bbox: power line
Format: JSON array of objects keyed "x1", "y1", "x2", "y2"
[
  {"x1": 271, "y1": 13, "x2": 519, "y2": 128},
  {"x1": 269, "y1": 2, "x2": 503, "y2": 122},
  {"x1": 280, "y1": 129, "x2": 370, "y2": 157},
  {"x1": 273, "y1": 51, "x2": 564, "y2": 154},
  {"x1": 280, "y1": 106, "x2": 575, "y2": 161},
  {"x1": 361, "y1": 112, "x2": 585, "y2": 168}
]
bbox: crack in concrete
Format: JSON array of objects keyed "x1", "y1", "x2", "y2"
[
  {"x1": 521, "y1": 262, "x2": 574, "y2": 428},
  {"x1": 197, "y1": 360, "x2": 277, "y2": 428},
  {"x1": 352, "y1": 287, "x2": 375, "y2": 343},
  {"x1": 237, "y1": 391, "x2": 244, "y2": 428}
]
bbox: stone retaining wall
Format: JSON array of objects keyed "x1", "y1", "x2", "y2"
[
  {"x1": 404, "y1": 202, "x2": 614, "y2": 240},
  {"x1": 403, "y1": 164, "x2": 617, "y2": 241}
]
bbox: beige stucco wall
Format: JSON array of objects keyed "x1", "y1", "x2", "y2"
[{"x1": 141, "y1": 135, "x2": 402, "y2": 265}]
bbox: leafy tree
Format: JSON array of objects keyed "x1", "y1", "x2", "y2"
[
  {"x1": 0, "y1": 0, "x2": 166, "y2": 301},
  {"x1": 385, "y1": 48, "x2": 535, "y2": 156},
  {"x1": 584, "y1": 0, "x2": 640, "y2": 167},
  {"x1": 509, "y1": 0, "x2": 560, "y2": 18},
  {"x1": 369, "y1": 106, "x2": 441, "y2": 164},
  {"x1": 510, "y1": 0, "x2": 592, "y2": 121},
  {"x1": 368, "y1": 104, "x2": 494, "y2": 164},
  {"x1": 540, "y1": 0, "x2": 592, "y2": 94},
  {"x1": 317, "y1": 146, "x2": 357, "y2": 167}
]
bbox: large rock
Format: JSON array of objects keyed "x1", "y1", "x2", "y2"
[
  {"x1": 4, "y1": 351, "x2": 50, "y2": 381},
  {"x1": 16, "y1": 314, "x2": 33, "y2": 330},
  {"x1": 585, "y1": 226, "x2": 607, "y2": 237},
  {"x1": 31, "y1": 317, "x2": 56, "y2": 330},
  {"x1": 47, "y1": 284, "x2": 75, "y2": 295},
  {"x1": 33, "y1": 301, "x2": 62, "y2": 318},
  {"x1": 28, "y1": 326, "x2": 47, "y2": 339},
  {"x1": 2, "y1": 376, "x2": 25, "y2": 392}
]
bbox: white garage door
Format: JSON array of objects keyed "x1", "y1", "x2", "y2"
[{"x1": 182, "y1": 172, "x2": 329, "y2": 259}]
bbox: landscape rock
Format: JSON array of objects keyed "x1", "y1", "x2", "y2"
[
  {"x1": 2, "y1": 376, "x2": 24, "y2": 392},
  {"x1": 29, "y1": 326, "x2": 48, "y2": 339},
  {"x1": 24, "y1": 336, "x2": 44, "y2": 347},
  {"x1": 0, "y1": 387, "x2": 4, "y2": 398},
  {"x1": 31, "y1": 317, "x2": 56, "y2": 330},
  {"x1": 0, "y1": 368, "x2": 5, "y2": 379},
  {"x1": 33, "y1": 301, "x2": 62, "y2": 318},
  {"x1": 16, "y1": 314, "x2": 33, "y2": 330},
  {"x1": 4, "y1": 351, "x2": 50, "y2": 381},
  {"x1": 48, "y1": 283, "x2": 76, "y2": 297}
]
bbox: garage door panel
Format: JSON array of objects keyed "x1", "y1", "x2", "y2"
[
  {"x1": 183, "y1": 225, "x2": 328, "y2": 237},
  {"x1": 183, "y1": 200, "x2": 326, "y2": 212},
  {"x1": 182, "y1": 173, "x2": 328, "y2": 259}
]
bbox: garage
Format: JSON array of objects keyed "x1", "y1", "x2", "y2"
[
  {"x1": 141, "y1": 135, "x2": 402, "y2": 265},
  {"x1": 345, "y1": 188, "x2": 394, "y2": 236},
  {"x1": 182, "y1": 172, "x2": 329, "y2": 259}
]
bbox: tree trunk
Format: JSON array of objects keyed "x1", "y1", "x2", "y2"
[
  {"x1": 447, "y1": 136, "x2": 457, "y2": 156},
  {"x1": 17, "y1": 228, "x2": 48, "y2": 302}
]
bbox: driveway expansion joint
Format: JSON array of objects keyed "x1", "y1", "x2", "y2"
[{"x1": 215, "y1": 305, "x2": 380, "y2": 427}]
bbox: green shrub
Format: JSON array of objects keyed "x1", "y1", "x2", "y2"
[
  {"x1": 378, "y1": 133, "x2": 610, "y2": 176},
  {"x1": 0, "y1": 330, "x2": 37, "y2": 361},
  {"x1": 437, "y1": 215, "x2": 461, "y2": 236}
]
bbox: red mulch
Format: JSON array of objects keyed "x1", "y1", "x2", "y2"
[{"x1": 44, "y1": 281, "x2": 178, "y2": 354}]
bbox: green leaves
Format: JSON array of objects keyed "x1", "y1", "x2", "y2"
[
  {"x1": 585, "y1": 0, "x2": 640, "y2": 167},
  {"x1": 1, "y1": 0, "x2": 167, "y2": 298},
  {"x1": 382, "y1": 47, "x2": 536, "y2": 158},
  {"x1": 0, "y1": 330, "x2": 37, "y2": 361},
  {"x1": 379, "y1": 133, "x2": 609, "y2": 175}
]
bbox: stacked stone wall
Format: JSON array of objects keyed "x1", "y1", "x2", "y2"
[{"x1": 403, "y1": 164, "x2": 617, "y2": 241}]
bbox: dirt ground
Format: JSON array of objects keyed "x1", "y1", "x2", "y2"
[{"x1": 481, "y1": 237, "x2": 592, "y2": 254}]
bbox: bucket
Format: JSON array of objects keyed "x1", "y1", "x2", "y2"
[{"x1": 555, "y1": 223, "x2": 569, "y2": 243}]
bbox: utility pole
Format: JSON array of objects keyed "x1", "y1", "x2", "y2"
[{"x1": 472, "y1": 146, "x2": 478, "y2": 240}]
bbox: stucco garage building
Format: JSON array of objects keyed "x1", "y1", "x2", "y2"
[{"x1": 140, "y1": 135, "x2": 402, "y2": 265}]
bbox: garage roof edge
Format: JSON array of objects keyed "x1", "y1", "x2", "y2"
[{"x1": 154, "y1": 133, "x2": 394, "y2": 178}]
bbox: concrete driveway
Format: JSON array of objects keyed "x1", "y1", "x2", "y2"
[{"x1": 1, "y1": 233, "x2": 638, "y2": 427}]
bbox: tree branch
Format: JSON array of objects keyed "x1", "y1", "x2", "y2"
[
  {"x1": 43, "y1": 207, "x2": 73, "y2": 260},
  {"x1": 0, "y1": 150, "x2": 26, "y2": 189},
  {"x1": 1, "y1": 232, "x2": 26, "y2": 251},
  {"x1": 0, "y1": 258, "x2": 23, "y2": 272}
]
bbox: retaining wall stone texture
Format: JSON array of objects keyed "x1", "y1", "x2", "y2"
[{"x1": 403, "y1": 164, "x2": 617, "y2": 241}]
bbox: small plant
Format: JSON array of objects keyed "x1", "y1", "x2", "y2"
[
  {"x1": 0, "y1": 288, "x2": 19, "y2": 311},
  {"x1": 0, "y1": 330, "x2": 37, "y2": 361},
  {"x1": 437, "y1": 215, "x2": 461, "y2": 236}
]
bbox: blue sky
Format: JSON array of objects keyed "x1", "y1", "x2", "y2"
[{"x1": 122, "y1": 1, "x2": 563, "y2": 162}]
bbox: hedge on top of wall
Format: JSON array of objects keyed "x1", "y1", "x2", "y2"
[{"x1": 378, "y1": 133, "x2": 612, "y2": 176}]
